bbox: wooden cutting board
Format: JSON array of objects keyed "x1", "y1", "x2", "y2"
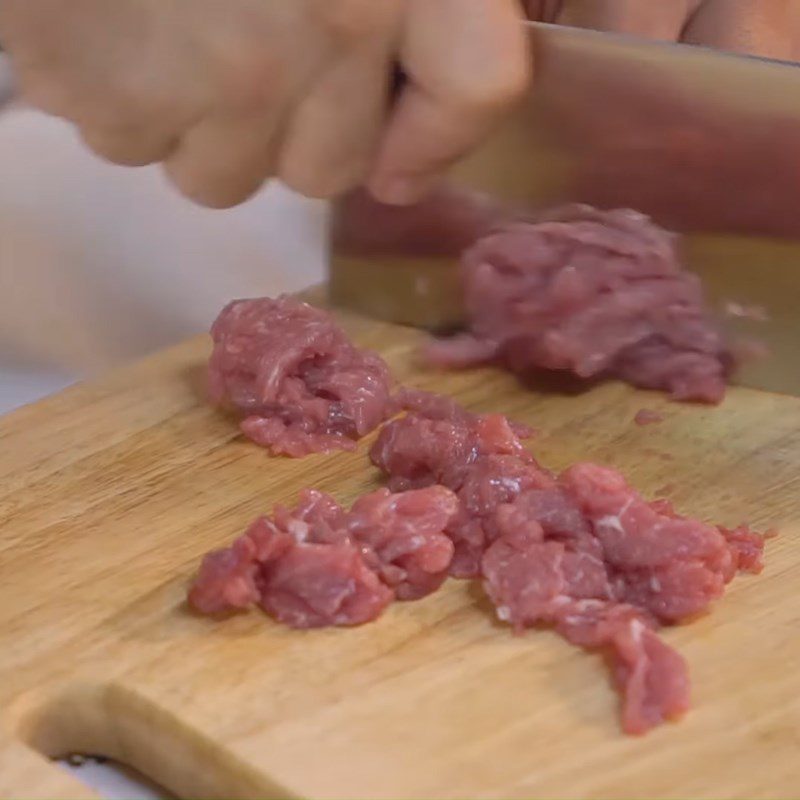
[{"x1": 1, "y1": 288, "x2": 799, "y2": 800}]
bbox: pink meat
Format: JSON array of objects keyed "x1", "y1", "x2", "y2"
[
  {"x1": 721, "y1": 524, "x2": 768, "y2": 574},
  {"x1": 208, "y1": 296, "x2": 393, "y2": 456},
  {"x1": 188, "y1": 486, "x2": 459, "y2": 628},
  {"x1": 399, "y1": 387, "x2": 536, "y2": 440},
  {"x1": 258, "y1": 541, "x2": 392, "y2": 629},
  {"x1": 371, "y1": 389, "x2": 538, "y2": 494},
  {"x1": 448, "y1": 455, "x2": 555, "y2": 577},
  {"x1": 348, "y1": 486, "x2": 457, "y2": 600},
  {"x1": 372, "y1": 393, "x2": 767, "y2": 733},
  {"x1": 555, "y1": 602, "x2": 691, "y2": 735},
  {"x1": 427, "y1": 205, "x2": 751, "y2": 404},
  {"x1": 481, "y1": 524, "x2": 690, "y2": 735},
  {"x1": 371, "y1": 390, "x2": 551, "y2": 577}
]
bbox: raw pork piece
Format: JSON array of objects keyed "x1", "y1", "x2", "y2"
[
  {"x1": 188, "y1": 486, "x2": 458, "y2": 627},
  {"x1": 347, "y1": 486, "x2": 458, "y2": 600},
  {"x1": 372, "y1": 393, "x2": 766, "y2": 732},
  {"x1": 427, "y1": 205, "x2": 747, "y2": 404},
  {"x1": 371, "y1": 389, "x2": 550, "y2": 577},
  {"x1": 555, "y1": 602, "x2": 691, "y2": 735},
  {"x1": 559, "y1": 463, "x2": 764, "y2": 620},
  {"x1": 482, "y1": 462, "x2": 765, "y2": 733},
  {"x1": 208, "y1": 296, "x2": 394, "y2": 456},
  {"x1": 480, "y1": 522, "x2": 690, "y2": 733}
]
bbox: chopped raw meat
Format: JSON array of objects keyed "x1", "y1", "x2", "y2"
[
  {"x1": 371, "y1": 390, "x2": 550, "y2": 577},
  {"x1": 448, "y1": 456, "x2": 556, "y2": 577},
  {"x1": 399, "y1": 387, "x2": 537, "y2": 440},
  {"x1": 427, "y1": 205, "x2": 754, "y2": 404},
  {"x1": 372, "y1": 394, "x2": 767, "y2": 733},
  {"x1": 555, "y1": 602, "x2": 691, "y2": 735},
  {"x1": 371, "y1": 389, "x2": 538, "y2": 495},
  {"x1": 208, "y1": 296, "x2": 394, "y2": 456},
  {"x1": 720, "y1": 525, "x2": 768, "y2": 574},
  {"x1": 260, "y1": 540, "x2": 393, "y2": 628},
  {"x1": 480, "y1": 526, "x2": 691, "y2": 734},
  {"x1": 347, "y1": 486, "x2": 457, "y2": 600},
  {"x1": 188, "y1": 486, "x2": 459, "y2": 627},
  {"x1": 634, "y1": 408, "x2": 664, "y2": 426}
]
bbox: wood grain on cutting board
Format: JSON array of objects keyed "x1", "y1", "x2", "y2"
[{"x1": 0, "y1": 289, "x2": 799, "y2": 800}]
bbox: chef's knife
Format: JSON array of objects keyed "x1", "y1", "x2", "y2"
[{"x1": 330, "y1": 22, "x2": 800, "y2": 397}]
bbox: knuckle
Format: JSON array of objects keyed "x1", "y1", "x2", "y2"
[
  {"x1": 318, "y1": 0, "x2": 391, "y2": 42},
  {"x1": 216, "y1": 43, "x2": 278, "y2": 112}
]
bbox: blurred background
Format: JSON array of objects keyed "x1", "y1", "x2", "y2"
[{"x1": 0, "y1": 100, "x2": 327, "y2": 415}]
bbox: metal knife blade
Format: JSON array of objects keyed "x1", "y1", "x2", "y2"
[{"x1": 330, "y1": 22, "x2": 800, "y2": 396}]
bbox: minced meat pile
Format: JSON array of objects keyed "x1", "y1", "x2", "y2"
[
  {"x1": 426, "y1": 205, "x2": 743, "y2": 404},
  {"x1": 369, "y1": 391, "x2": 765, "y2": 734},
  {"x1": 197, "y1": 271, "x2": 768, "y2": 734},
  {"x1": 207, "y1": 295, "x2": 394, "y2": 456}
]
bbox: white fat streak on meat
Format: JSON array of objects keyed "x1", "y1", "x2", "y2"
[
  {"x1": 595, "y1": 497, "x2": 634, "y2": 535},
  {"x1": 287, "y1": 519, "x2": 310, "y2": 542},
  {"x1": 558, "y1": 597, "x2": 605, "y2": 626},
  {"x1": 494, "y1": 476, "x2": 523, "y2": 492},
  {"x1": 630, "y1": 617, "x2": 645, "y2": 645},
  {"x1": 332, "y1": 578, "x2": 360, "y2": 625}
]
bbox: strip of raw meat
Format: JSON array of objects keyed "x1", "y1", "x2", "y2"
[
  {"x1": 480, "y1": 523, "x2": 690, "y2": 735},
  {"x1": 208, "y1": 296, "x2": 394, "y2": 456},
  {"x1": 427, "y1": 205, "x2": 760, "y2": 404},
  {"x1": 555, "y1": 602, "x2": 691, "y2": 735},
  {"x1": 188, "y1": 486, "x2": 459, "y2": 628}
]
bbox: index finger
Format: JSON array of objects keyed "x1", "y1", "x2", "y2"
[{"x1": 367, "y1": 0, "x2": 530, "y2": 205}]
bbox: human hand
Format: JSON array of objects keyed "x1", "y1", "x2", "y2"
[
  {"x1": 0, "y1": 0, "x2": 530, "y2": 208},
  {"x1": 524, "y1": 0, "x2": 800, "y2": 61}
]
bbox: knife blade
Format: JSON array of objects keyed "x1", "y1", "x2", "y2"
[{"x1": 330, "y1": 22, "x2": 800, "y2": 396}]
